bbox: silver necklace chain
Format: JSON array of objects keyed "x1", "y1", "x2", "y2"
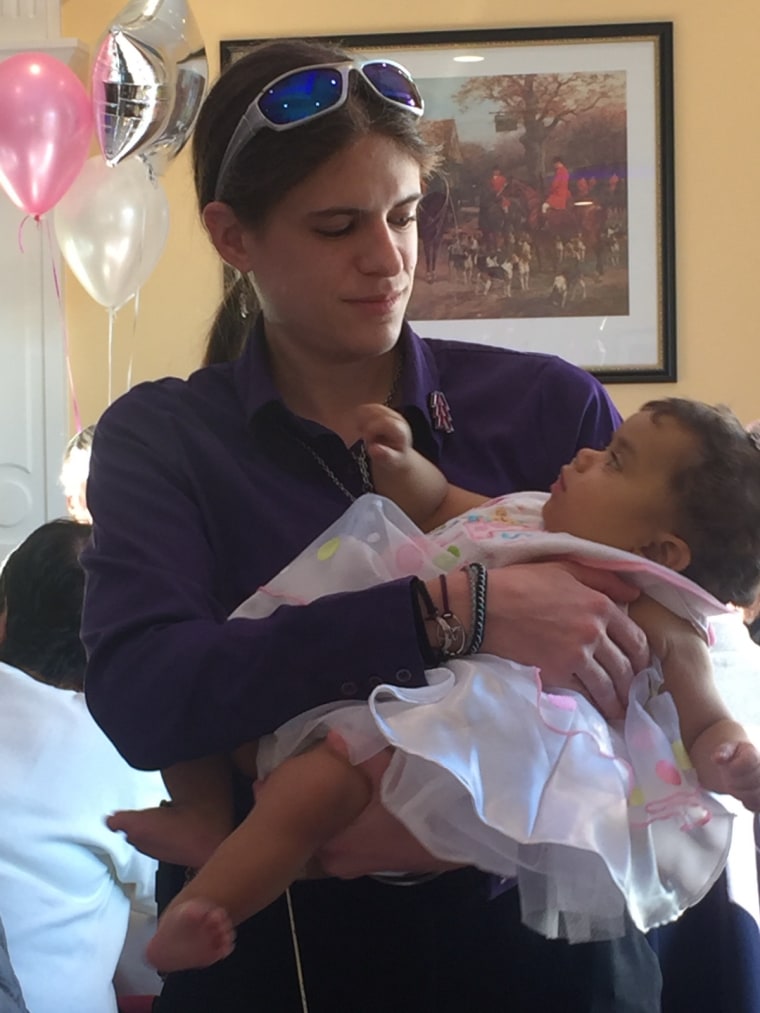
[
  {"x1": 298, "y1": 441, "x2": 362, "y2": 502},
  {"x1": 289, "y1": 353, "x2": 403, "y2": 503},
  {"x1": 282, "y1": 351, "x2": 423, "y2": 1010}
]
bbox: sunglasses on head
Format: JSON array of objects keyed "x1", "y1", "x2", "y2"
[{"x1": 214, "y1": 59, "x2": 425, "y2": 200}]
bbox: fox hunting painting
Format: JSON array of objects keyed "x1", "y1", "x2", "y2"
[{"x1": 221, "y1": 24, "x2": 675, "y2": 382}]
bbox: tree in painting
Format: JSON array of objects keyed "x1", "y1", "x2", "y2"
[{"x1": 453, "y1": 72, "x2": 626, "y2": 184}]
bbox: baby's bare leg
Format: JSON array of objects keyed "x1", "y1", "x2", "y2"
[
  {"x1": 108, "y1": 754, "x2": 237, "y2": 868},
  {"x1": 146, "y1": 734, "x2": 372, "y2": 972}
]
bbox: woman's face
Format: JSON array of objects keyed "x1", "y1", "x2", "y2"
[{"x1": 239, "y1": 133, "x2": 423, "y2": 365}]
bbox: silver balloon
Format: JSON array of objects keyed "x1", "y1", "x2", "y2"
[{"x1": 92, "y1": 0, "x2": 208, "y2": 173}]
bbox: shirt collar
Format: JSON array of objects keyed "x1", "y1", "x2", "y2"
[
  {"x1": 232, "y1": 316, "x2": 281, "y2": 421},
  {"x1": 232, "y1": 317, "x2": 454, "y2": 456}
]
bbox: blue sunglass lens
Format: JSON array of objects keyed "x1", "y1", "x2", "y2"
[
  {"x1": 259, "y1": 68, "x2": 345, "y2": 125},
  {"x1": 362, "y1": 63, "x2": 423, "y2": 111}
]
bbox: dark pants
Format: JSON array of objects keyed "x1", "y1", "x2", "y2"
[
  {"x1": 649, "y1": 871, "x2": 760, "y2": 1013},
  {"x1": 155, "y1": 866, "x2": 661, "y2": 1012}
]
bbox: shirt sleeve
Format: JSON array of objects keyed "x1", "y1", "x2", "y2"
[
  {"x1": 564, "y1": 365, "x2": 623, "y2": 451},
  {"x1": 81, "y1": 396, "x2": 429, "y2": 771},
  {"x1": 532, "y1": 357, "x2": 622, "y2": 481}
]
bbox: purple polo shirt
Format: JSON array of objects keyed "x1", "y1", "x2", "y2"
[{"x1": 81, "y1": 321, "x2": 621, "y2": 771}]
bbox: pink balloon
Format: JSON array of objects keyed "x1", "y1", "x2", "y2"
[{"x1": 0, "y1": 52, "x2": 93, "y2": 218}]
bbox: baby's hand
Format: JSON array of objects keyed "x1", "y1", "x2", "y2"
[
  {"x1": 355, "y1": 403, "x2": 413, "y2": 468},
  {"x1": 712, "y1": 740, "x2": 760, "y2": 811}
]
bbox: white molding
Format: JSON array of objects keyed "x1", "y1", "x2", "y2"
[
  {"x1": 0, "y1": 39, "x2": 88, "y2": 80},
  {"x1": 0, "y1": 0, "x2": 61, "y2": 41}
]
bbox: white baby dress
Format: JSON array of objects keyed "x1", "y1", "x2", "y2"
[{"x1": 231, "y1": 492, "x2": 734, "y2": 943}]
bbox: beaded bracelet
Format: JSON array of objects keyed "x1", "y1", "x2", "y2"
[{"x1": 464, "y1": 562, "x2": 488, "y2": 655}]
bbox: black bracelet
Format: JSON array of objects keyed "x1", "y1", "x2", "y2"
[
  {"x1": 411, "y1": 579, "x2": 440, "y2": 667},
  {"x1": 415, "y1": 577, "x2": 438, "y2": 621},
  {"x1": 464, "y1": 563, "x2": 488, "y2": 655},
  {"x1": 413, "y1": 576, "x2": 468, "y2": 662}
]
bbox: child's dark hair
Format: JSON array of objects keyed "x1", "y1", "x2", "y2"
[
  {"x1": 0, "y1": 519, "x2": 91, "y2": 689},
  {"x1": 642, "y1": 398, "x2": 760, "y2": 604}
]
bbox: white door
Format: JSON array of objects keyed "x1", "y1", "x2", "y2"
[{"x1": 0, "y1": 198, "x2": 68, "y2": 559}]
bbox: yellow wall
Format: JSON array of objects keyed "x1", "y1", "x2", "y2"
[{"x1": 61, "y1": 1, "x2": 760, "y2": 426}]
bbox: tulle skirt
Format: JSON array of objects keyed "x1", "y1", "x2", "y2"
[{"x1": 257, "y1": 652, "x2": 731, "y2": 942}]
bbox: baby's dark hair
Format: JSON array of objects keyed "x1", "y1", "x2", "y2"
[{"x1": 642, "y1": 398, "x2": 760, "y2": 604}]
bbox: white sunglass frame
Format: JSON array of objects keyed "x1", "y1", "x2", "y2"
[{"x1": 213, "y1": 59, "x2": 424, "y2": 201}]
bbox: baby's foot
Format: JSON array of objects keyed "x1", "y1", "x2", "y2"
[
  {"x1": 146, "y1": 898, "x2": 236, "y2": 972},
  {"x1": 107, "y1": 805, "x2": 226, "y2": 868}
]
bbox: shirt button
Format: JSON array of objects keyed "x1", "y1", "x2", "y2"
[
  {"x1": 368, "y1": 676, "x2": 383, "y2": 689},
  {"x1": 340, "y1": 681, "x2": 358, "y2": 697},
  {"x1": 395, "y1": 669, "x2": 412, "y2": 683}
]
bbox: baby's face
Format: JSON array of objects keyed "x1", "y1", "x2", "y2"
[{"x1": 542, "y1": 411, "x2": 696, "y2": 556}]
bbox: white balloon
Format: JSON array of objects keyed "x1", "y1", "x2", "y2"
[{"x1": 54, "y1": 155, "x2": 169, "y2": 310}]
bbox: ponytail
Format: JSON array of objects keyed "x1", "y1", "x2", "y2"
[{"x1": 202, "y1": 272, "x2": 259, "y2": 366}]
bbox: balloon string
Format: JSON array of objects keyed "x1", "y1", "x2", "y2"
[
  {"x1": 43, "y1": 218, "x2": 82, "y2": 432},
  {"x1": 108, "y1": 307, "x2": 115, "y2": 406},
  {"x1": 127, "y1": 289, "x2": 140, "y2": 391},
  {"x1": 17, "y1": 215, "x2": 31, "y2": 253}
]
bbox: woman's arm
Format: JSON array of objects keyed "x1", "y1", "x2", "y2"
[
  {"x1": 84, "y1": 383, "x2": 645, "y2": 772},
  {"x1": 425, "y1": 562, "x2": 648, "y2": 719},
  {"x1": 81, "y1": 393, "x2": 432, "y2": 771},
  {"x1": 83, "y1": 376, "x2": 645, "y2": 775}
]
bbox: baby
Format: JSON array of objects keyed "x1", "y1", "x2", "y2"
[{"x1": 110, "y1": 397, "x2": 760, "y2": 971}]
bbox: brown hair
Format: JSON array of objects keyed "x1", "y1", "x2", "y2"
[
  {"x1": 193, "y1": 38, "x2": 438, "y2": 366},
  {"x1": 642, "y1": 398, "x2": 760, "y2": 604}
]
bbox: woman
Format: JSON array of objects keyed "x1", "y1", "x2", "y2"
[{"x1": 81, "y1": 38, "x2": 657, "y2": 1012}]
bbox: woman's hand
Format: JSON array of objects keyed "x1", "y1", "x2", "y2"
[
  {"x1": 484, "y1": 561, "x2": 649, "y2": 718},
  {"x1": 427, "y1": 561, "x2": 649, "y2": 721}
]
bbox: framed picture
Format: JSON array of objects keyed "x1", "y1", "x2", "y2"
[{"x1": 221, "y1": 23, "x2": 675, "y2": 383}]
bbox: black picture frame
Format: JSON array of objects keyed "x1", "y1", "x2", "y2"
[{"x1": 221, "y1": 23, "x2": 675, "y2": 383}]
